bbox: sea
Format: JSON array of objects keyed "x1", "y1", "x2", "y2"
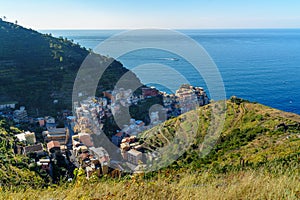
[{"x1": 40, "y1": 29, "x2": 300, "y2": 115}]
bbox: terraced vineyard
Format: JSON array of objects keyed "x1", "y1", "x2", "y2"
[
  {"x1": 0, "y1": 20, "x2": 139, "y2": 116},
  {"x1": 139, "y1": 97, "x2": 300, "y2": 171},
  {"x1": 1, "y1": 98, "x2": 299, "y2": 199}
]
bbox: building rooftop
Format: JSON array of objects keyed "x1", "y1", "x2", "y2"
[
  {"x1": 23, "y1": 143, "x2": 43, "y2": 154},
  {"x1": 128, "y1": 149, "x2": 142, "y2": 157},
  {"x1": 89, "y1": 147, "x2": 110, "y2": 159},
  {"x1": 47, "y1": 141, "x2": 61, "y2": 150},
  {"x1": 15, "y1": 133, "x2": 26, "y2": 142},
  {"x1": 115, "y1": 131, "x2": 124, "y2": 137}
]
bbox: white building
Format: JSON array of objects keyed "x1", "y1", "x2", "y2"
[
  {"x1": 127, "y1": 149, "x2": 142, "y2": 165},
  {"x1": 0, "y1": 102, "x2": 17, "y2": 110},
  {"x1": 13, "y1": 106, "x2": 28, "y2": 122},
  {"x1": 15, "y1": 131, "x2": 36, "y2": 144}
]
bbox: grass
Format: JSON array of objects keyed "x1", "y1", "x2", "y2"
[
  {"x1": 1, "y1": 99, "x2": 300, "y2": 199},
  {"x1": 1, "y1": 168, "x2": 299, "y2": 200}
]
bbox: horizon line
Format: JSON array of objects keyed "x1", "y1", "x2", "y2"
[
  {"x1": 39, "y1": 27, "x2": 300, "y2": 31},
  {"x1": 2, "y1": 20, "x2": 299, "y2": 31}
]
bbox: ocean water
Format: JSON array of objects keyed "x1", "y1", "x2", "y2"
[{"x1": 41, "y1": 29, "x2": 300, "y2": 114}]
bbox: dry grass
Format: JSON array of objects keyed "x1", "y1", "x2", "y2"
[
  {"x1": 244, "y1": 102, "x2": 300, "y2": 123},
  {"x1": 1, "y1": 169, "x2": 299, "y2": 200},
  {"x1": 2, "y1": 100, "x2": 300, "y2": 199}
]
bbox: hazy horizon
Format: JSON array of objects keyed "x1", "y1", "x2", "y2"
[
  {"x1": 1, "y1": 0, "x2": 300, "y2": 30},
  {"x1": 39, "y1": 28, "x2": 300, "y2": 31}
]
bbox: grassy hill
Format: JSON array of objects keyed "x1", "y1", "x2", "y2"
[
  {"x1": 1, "y1": 98, "x2": 299, "y2": 199},
  {"x1": 0, "y1": 118, "x2": 45, "y2": 189},
  {"x1": 141, "y1": 97, "x2": 300, "y2": 171},
  {"x1": 0, "y1": 20, "x2": 140, "y2": 116}
]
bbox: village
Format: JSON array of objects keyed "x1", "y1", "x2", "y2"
[{"x1": 0, "y1": 84, "x2": 209, "y2": 182}]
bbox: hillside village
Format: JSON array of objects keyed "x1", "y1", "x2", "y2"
[
  {"x1": 1, "y1": 14, "x2": 300, "y2": 199},
  {"x1": 0, "y1": 84, "x2": 209, "y2": 182}
]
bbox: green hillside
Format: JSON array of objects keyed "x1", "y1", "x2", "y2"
[
  {"x1": 0, "y1": 20, "x2": 139, "y2": 116},
  {"x1": 141, "y1": 97, "x2": 300, "y2": 172},
  {"x1": 1, "y1": 99, "x2": 299, "y2": 199},
  {"x1": 0, "y1": 118, "x2": 44, "y2": 188}
]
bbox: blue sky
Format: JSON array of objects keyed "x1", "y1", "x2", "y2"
[{"x1": 0, "y1": 0, "x2": 300, "y2": 29}]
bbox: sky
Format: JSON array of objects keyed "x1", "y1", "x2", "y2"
[{"x1": 0, "y1": 0, "x2": 300, "y2": 30}]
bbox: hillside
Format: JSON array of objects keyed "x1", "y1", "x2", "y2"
[
  {"x1": 1, "y1": 99, "x2": 299, "y2": 199},
  {"x1": 0, "y1": 20, "x2": 140, "y2": 116},
  {"x1": 140, "y1": 97, "x2": 300, "y2": 171},
  {"x1": 0, "y1": 118, "x2": 44, "y2": 188}
]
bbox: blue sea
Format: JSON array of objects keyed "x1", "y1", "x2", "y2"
[{"x1": 41, "y1": 29, "x2": 300, "y2": 115}]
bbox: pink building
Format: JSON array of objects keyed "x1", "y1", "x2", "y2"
[{"x1": 142, "y1": 87, "x2": 158, "y2": 97}]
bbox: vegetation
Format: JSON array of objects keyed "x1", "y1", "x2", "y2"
[
  {"x1": 141, "y1": 97, "x2": 300, "y2": 172},
  {"x1": 0, "y1": 118, "x2": 45, "y2": 189},
  {"x1": 129, "y1": 96, "x2": 164, "y2": 125},
  {"x1": 0, "y1": 117, "x2": 75, "y2": 188},
  {"x1": 0, "y1": 99, "x2": 299, "y2": 199},
  {"x1": 1, "y1": 169, "x2": 300, "y2": 199},
  {"x1": 0, "y1": 20, "x2": 141, "y2": 116},
  {"x1": 0, "y1": 20, "x2": 299, "y2": 200}
]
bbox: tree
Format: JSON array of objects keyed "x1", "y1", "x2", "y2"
[
  {"x1": 15, "y1": 20, "x2": 18, "y2": 25},
  {"x1": 3, "y1": 16, "x2": 6, "y2": 20}
]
